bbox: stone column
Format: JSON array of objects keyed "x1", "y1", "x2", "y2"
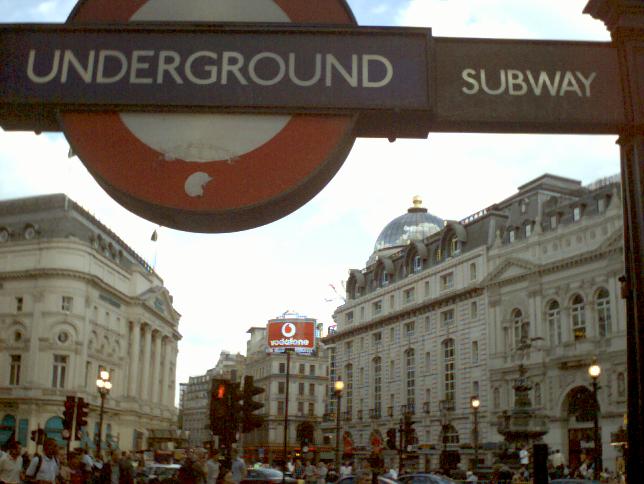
[
  {"x1": 161, "y1": 337, "x2": 171, "y2": 407},
  {"x1": 152, "y1": 331, "x2": 162, "y2": 404},
  {"x1": 141, "y1": 324, "x2": 152, "y2": 401},
  {"x1": 128, "y1": 321, "x2": 141, "y2": 397}
]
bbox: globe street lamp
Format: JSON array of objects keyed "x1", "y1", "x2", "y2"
[
  {"x1": 588, "y1": 359, "x2": 601, "y2": 480},
  {"x1": 96, "y1": 369, "x2": 112, "y2": 456},
  {"x1": 470, "y1": 396, "x2": 480, "y2": 474},
  {"x1": 334, "y1": 379, "x2": 344, "y2": 471}
]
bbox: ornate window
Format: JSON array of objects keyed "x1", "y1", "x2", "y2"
[
  {"x1": 596, "y1": 288, "x2": 611, "y2": 337},
  {"x1": 405, "y1": 349, "x2": 416, "y2": 408},
  {"x1": 571, "y1": 294, "x2": 586, "y2": 340},
  {"x1": 443, "y1": 339, "x2": 455, "y2": 402},
  {"x1": 413, "y1": 255, "x2": 423, "y2": 273},
  {"x1": 547, "y1": 300, "x2": 562, "y2": 346},
  {"x1": 512, "y1": 309, "x2": 528, "y2": 348}
]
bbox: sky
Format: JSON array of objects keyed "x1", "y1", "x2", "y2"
[{"x1": 0, "y1": 1, "x2": 620, "y2": 398}]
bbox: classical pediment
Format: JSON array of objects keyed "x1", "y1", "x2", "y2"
[
  {"x1": 483, "y1": 257, "x2": 539, "y2": 285},
  {"x1": 138, "y1": 286, "x2": 179, "y2": 321}
]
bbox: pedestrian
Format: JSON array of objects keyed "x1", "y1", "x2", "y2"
[
  {"x1": 316, "y1": 461, "x2": 328, "y2": 484},
  {"x1": 339, "y1": 460, "x2": 352, "y2": 478},
  {"x1": 0, "y1": 441, "x2": 23, "y2": 484},
  {"x1": 25, "y1": 438, "x2": 60, "y2": 483},
  {"x1": 304, "y1": 459, "x2": 317, "y2": 484},
  {"x1": 178, "y1": 450, "x2": 205, "y2": 484},
  {"x1": 98, "y1": 450, "x2": 134, "y2": 484},
  {"x1": 206, "y1": 449, "x2": 220, "y2": 484},
  {"x1": 326, "y1": 463, "x2": 338, "y2": 483},
  {"x1": 230, "y1": 450, "x2": 246, "y2": 484},
  {"x1": 465, "y1": 470, "x2": 478, "y2": 482},
  {"x1": 293, "y1": 459, "x2": 305, "y2": 484}
]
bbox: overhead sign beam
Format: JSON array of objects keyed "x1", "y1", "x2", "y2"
[{"x1": 0, "y1": 24, "x2": 624, "y2": 137}]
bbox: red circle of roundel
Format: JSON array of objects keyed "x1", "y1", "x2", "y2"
[{"x1": 61, "y1": 0, "x2": 357, "y2": 233}]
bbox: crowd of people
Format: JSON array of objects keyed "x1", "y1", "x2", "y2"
[
  {"x1": 0, "y1": 438, "x2": 139, "y2": 484},
  {"x1": 0, "y1": 439, "x2": 628, "y2": 484}
]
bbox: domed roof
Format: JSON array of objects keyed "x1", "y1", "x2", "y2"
[{"x1": 373, "y1": 197, "x2": 443, "y2": 253}]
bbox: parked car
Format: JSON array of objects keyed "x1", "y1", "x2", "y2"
[
  {"x1": 242, "y1": 467, "x2": 297, "y2": 484},
  {"x1": 550, "y1": 479, "x2": 600, "y2": 484},
  {"x1": 135, "y1": 463, "x2": 181, "y2": 483},
  {"x1": 336, "y1": 476, "x2": 399, "y2": 484},
  {"x1": 398, "y1": 473, "x2": 457, "y2": 484}
]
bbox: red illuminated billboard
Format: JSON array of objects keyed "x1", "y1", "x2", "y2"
[{"x1": 267, "y1": 318, "x2": 316, "y2": 351}]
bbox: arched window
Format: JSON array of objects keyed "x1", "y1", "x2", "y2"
[
  {"x1": 0, "y1": 415, "x2": 16, "y2": 448},
  {"x1": 44, "y1": 416, "x2": 65, "y2": 447},
  {"x1": 512, "y1": 309, "x2": 528, "y2": 348},
  {"x1": 547, "y1": 300, "x2": 562, "y2": 346},
  {"x1": 443, "y1": 339, "x2": 455, "y2": 402},
  {"x1": 596, "y1": 288, "x2": 611, "y2": 337},
  {"x1": 571, "y1": 294, "x2": 586, "y2": 340},
  {"x1": 373, "y1": 357, "x2": 382, "y2": 416},
  {"x1": 405, "y1": 349, "x2": 416, "y2": 411}
]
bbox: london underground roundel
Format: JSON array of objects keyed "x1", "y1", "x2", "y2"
[{"x1": 61, "y1": 0, "x2": 357, "y2": 233}]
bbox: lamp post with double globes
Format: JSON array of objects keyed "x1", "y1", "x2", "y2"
[
  {"x1": 96, "y1": 369, "x2": 112, "y2": 456},
  {"x1": 334, "y1": 379, "x2": 345, "y2": 472},
  {"x1": 588, "y1": 359, "x2": 602, "y2": 480},
  {"x1": 470, "y1": 396, "x2": 480, "y2": 474}
]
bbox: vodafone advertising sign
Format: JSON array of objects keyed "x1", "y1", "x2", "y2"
[{"x1": 267, "y1": 318, "x2": 316, "y2": 352}]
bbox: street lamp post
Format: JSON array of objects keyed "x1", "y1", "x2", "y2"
[
  {"x1": 334, "y1": 379, "x2": 344, "y2": 472},
  {"x1": 96, "y1": 369, "x2": 112, "y2": 456},
  {"x1": 588, "y1": 359, "x2": 602, "y2": 480},
  {"x1": 470, "y1": 396, "x2": 480, "y2": 474}
]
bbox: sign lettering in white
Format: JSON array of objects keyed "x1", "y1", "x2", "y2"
[{"x1": 461, "y1": 69, "x2": 597, "y2": 97}]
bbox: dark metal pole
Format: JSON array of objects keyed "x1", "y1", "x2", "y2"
[
  {"x1": 473, "y1": 408, "x2": 479, "y2": 474},
  {"x1": 592, "y1": 379, "x2": 601, "y2": 480},
  {"x1": 335, "y1": 393, "x2": 342, "y2": 471},
  {"x1": 398, "y1": 416, "x2": 403, "y2": 475},
  {"x1": 282, "y1": 350, "x2": 291, "y2": 484},
  {"x1": 97, "y1": 392, "x2": 105, "y2": 456},
  {"x1": 583, "y1": 3, "x2": 644, "y2": 482}
]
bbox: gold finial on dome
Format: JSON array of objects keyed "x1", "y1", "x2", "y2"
[{"x1": 412, "y1": 195, "x2": 423, "y2": 208}]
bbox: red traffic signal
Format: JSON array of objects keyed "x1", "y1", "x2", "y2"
[
  {"x1": 209, "y1": 379, "x2": 229, "y2": 437},
  {"x1": 76, "y1": 397, "x2": 89, "y2": 431}
]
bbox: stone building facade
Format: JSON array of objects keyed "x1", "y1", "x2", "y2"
[
  {"x1": 0, "y1": 194, "x2": 181, "y2": 452},
  {"x1": 324, "y1": 174, "x2": 626, "y2": 473},
  {"x1": 179, "y1": 351, "x2": 245, "y2": 448},
  {"x1": 242, "y1": 316, "x2": 330, "y2": 463}
]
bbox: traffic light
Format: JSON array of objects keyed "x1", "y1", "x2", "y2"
[
  {"x1": 403, "y1": 413, "x2": 418, "y2": 449},
  {"x1": 386, "y1": 428, "x2": 397, "y2": 449},
  {"x1": 75, "y1": 397, "x2": 89, "y2": 439},
  {"x1": 209, "y1": 379, "x2": 229, "y2": 436},
  {"x1": 241, "y1": 375, "x2": 265, "y2": 433},
  {"x1": 63, "y1": 396, "x2": 76, "y2": 438}
]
